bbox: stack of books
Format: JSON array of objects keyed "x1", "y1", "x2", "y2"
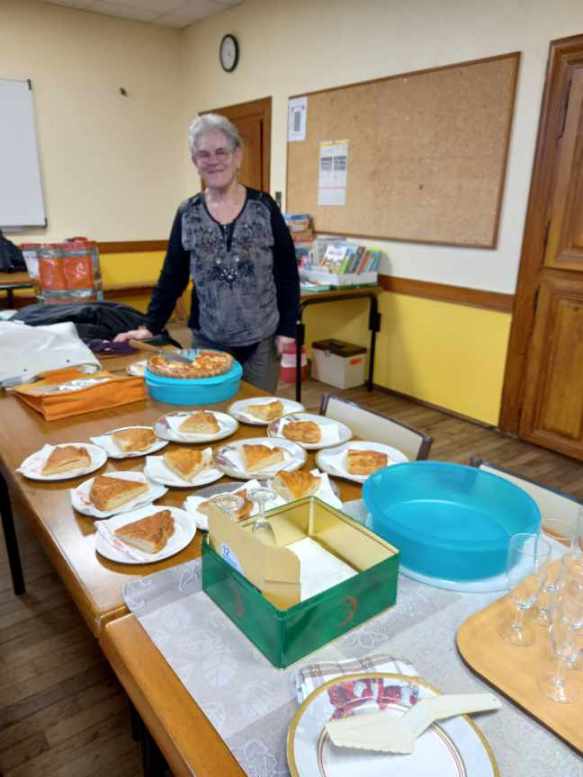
[{"x1": 302, "y1": 238, "x2": 382, "y2": 287}]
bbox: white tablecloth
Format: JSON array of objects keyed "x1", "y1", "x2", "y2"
[{"x1": 123, "y1": 507, "x2": 582, "y2": 777}]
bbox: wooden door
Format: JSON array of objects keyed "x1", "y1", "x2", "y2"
[
  {"x1": 202, "y1": 97, "x2": 271, "y2": 192},
  {"x1": 501, "y1": 37, "x2": 583, "y2": 460}
]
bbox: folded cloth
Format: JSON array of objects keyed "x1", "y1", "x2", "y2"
[
  {"x1": 87, "y1": 338, "x2": 136, "y2": 355},
  {"x1": 295, "y1": 654, "x2": 419, "y2": 704}
]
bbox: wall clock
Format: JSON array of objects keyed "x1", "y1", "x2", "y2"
[{"x1": 219, "y1": 34, "x2": 239, "y2": 73}]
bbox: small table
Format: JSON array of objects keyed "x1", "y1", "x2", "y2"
[
  {"x1": 295, "y1": 286, "x2": 382, "y2": 403},
  {"x1": 0, "y1": 270, "x2": 34, "y2": 307}
]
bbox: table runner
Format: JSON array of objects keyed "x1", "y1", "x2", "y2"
[{"x1": 123, "y1": 550, "x2": 581, "y2": 777}]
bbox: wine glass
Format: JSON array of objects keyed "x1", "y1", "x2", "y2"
[
  {"x1": 212, "y1": 492, "x2": 245, "y2": 522},
  {"x1": 249, "y1": 487, "x2": 277, "y2": 545},
  {"x1": 499, "y1": 533, "x2": 552, "y2": 647},
  {"x1": 539, "y1": 592, "x2": 580, "y2": 702},
  {"x1": 561, "y1": 556, "x2": 583, "y2": 670},
  {"x1": 536, "y1": 515, "x2": 579, "y2": 625}
]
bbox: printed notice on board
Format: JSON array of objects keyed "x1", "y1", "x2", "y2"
[
  {"x1": 288, "y1": 96, "x2": 307, "y2": 142},
  {"x1": 318, "y1": 140, "x2": 349, "y2": 206}
]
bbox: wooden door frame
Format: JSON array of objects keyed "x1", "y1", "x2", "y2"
[
  {"x1": 202, "y1": 96, "x2": 272, "y2": 192},
  {"x1": 500, "y1": 35, "x2": 583, "y2": 433}
]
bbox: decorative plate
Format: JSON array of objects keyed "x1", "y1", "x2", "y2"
[
  {"x1": 316, "y1": 441, "x2": 408, "y2": 484},
  {"x1": 267, "y1": 413, "x2": 352, "y2": 450},
  {"x1": 287, "y1": 672, "x2": 498, "y2": 777}
]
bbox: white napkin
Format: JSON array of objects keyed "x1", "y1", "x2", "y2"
[
  {"x1": 238, "y1": 399, "x2": 286, "y2": 422},
  {"x1": 144, "y1": 448, "x2": 221, "y2": 487},
  {"x1": 17, "y1": 443, "x2": 58, "y2": 476},
  {"x1": 321, "y1": 447, "x2": 354, "y2": 478},
  {"x1": 71, "y1": 472, "x2": 166, "y2": 518},
  {"x1": 90, "y1": 430, "x2": 166, "y2": 458},
  {"x1": 17, "y1": 443, "x2": 96, "y2": 478},
  {"x1": 223, "y1": 444, "x2": 291, "y2": 475},
  {"x1": 295, "y1": 655, "x2": 419, "y2": 704},
  {"x1": 166, "y1": 414, "x2": 224, "y2": 436},
  {"x1": 95, "y1": 522, "x2": 150, "y2": 562},
  {"x1": 183, "y1": 479, "x2": 285, "y2": 530},
  {"x1": 312, "y1": 470, "x2": 343, "y2": 509},
  {"x1": 280, "y1": 418, "x2": 341, "y2": 446}
]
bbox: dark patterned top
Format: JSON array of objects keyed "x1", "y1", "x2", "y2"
[{"x1": 146, "y1": 188, "x2": 299, "y2": 347}]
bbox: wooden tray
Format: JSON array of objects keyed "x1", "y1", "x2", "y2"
[{"x1": 457, "y1": 594, "x2": 583, "y2": 753}]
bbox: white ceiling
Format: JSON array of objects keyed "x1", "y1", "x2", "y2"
[{"x1": 43, "y1": 0, "x2": 242, "y2": 28}]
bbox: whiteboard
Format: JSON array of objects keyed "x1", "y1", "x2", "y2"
[{"x1": 0, "y1": 79, "x2": 46, "y2": 228}]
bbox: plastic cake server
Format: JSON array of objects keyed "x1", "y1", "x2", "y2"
[
  {"x1": 325, "y1": 692, "x2": 501, "y2": 754},
  {"x1": 128, "y1": 339, "x2": 193, "y2": 365}
]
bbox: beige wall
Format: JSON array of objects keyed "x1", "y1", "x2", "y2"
[
  {"x1": 181, "y1": 0, "x2": 583, "y2": 295},
  {"x1": 1, "y1": 0, "x2": 184, "y2": 242}
]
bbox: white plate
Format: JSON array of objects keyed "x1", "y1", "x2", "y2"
[
  {"x1": 287, "y1": 672, "x2": 498, "y2": 777},
  {"x1": 18, "y1": 442, "x2": 107, "y2": 482},
  {"x1": 267, "y1": 413, "x2": 352, "y2": 450},
  {"x1": 90, "y1": 426, "x2": 168, "y2": 459},
  {"x1": 154, "y1": 410, "x2": 239, "y2": 444},
  {"x1": 316, "y1": 441, "x2": 408, "y2": 484},
  {"x1": 71, "y1": 470, "x2": 168, "y2": 518},
  {"x1": 228, "y1": 396, "x2": 304, "y2": 426},
  {"x1": 95, "y1": 506, "x2": 196, "y2": 564},
  {"x1": 214, "y1": 437, "x2": 306, "y2": 480},
  {"x1": 144, "y1": 448, "x2": 224, "y2": 488}
]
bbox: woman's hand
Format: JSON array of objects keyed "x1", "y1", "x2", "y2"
[
  {"x1": 275, "y1": 335, "x2": 296, "y2": 356},
  {"x1": 113, "y1": 327, "x2": 154, "y2": 344}
]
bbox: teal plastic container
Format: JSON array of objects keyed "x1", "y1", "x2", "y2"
[
  {"x1": 363, "y1": 461, "x2": 541, "y2": 581},
  {"x1": 145, "y1": 356, "x2": 242, "y2": 406}
]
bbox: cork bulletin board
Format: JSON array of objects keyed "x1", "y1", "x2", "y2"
[{"x1": 286, "y1": 53, "x2": 520, "y2": 248}]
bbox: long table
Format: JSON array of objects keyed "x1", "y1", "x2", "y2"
[
  {"x1": 0, "y1": 364, "x2": 360, "y2": 635},
  {"x1": 100, "y1": 562, "x2": 583, "y2": 777}
]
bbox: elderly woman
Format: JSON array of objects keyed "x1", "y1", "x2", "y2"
[{"x1": 116, "y1": 113, "x2": 299, "y2": 393}]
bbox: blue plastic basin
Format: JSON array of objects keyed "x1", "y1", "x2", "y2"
[
  {"x1": 363, "y1": 461, "x2": 541, "y2": 581},
  {"x1": 145, "y1": 356, "x2": 242, "y2": 406}
]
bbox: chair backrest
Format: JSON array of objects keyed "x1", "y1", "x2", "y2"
[
  {"x1": 320, "y1": 394, "x2": 432, "y2": 461},
  {"x1": 470, "y1": 457, "x2": 581, "y2": 534}
]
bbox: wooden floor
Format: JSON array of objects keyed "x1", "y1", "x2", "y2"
[{"x1": 1, "y1": 376, "x2": 582, "y2": 777}]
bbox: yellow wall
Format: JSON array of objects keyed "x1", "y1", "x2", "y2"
[
  {"x1": 303, "y1": 292, "x2": 511, "y2": 425},
  {"x1": 99, "y1": 251, "x2": 165, "y2": 289},
  {"x1": 375, "y1": 294, "x2": 511, "y2": 425}
]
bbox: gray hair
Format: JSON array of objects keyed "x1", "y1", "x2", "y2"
[{"x1": 188, "y1": 113, "x2": 242, "y2": 156}]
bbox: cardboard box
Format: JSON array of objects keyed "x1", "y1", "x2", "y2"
[
  {"x1": 311, "y1": 339, "x2": 367, "y2": 389},
  {"x1": 202, "y1": 498, "x2": 399, "y2": 667}
]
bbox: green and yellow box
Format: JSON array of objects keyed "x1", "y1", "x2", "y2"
[{"x1": 202, "y1": 497, "x2": 399, "y2": 668}]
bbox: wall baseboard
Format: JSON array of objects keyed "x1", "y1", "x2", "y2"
[
  {"x1": 379, "y1": 275, "x2": 514, "y2": 313},
  {"x1": 372, "y1": 382, "x2": 498, "y2": 431}
]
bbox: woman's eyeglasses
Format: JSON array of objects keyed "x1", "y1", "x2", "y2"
[{"x1": 194, "y1": 148, "x2": 233, "y2": 164}]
